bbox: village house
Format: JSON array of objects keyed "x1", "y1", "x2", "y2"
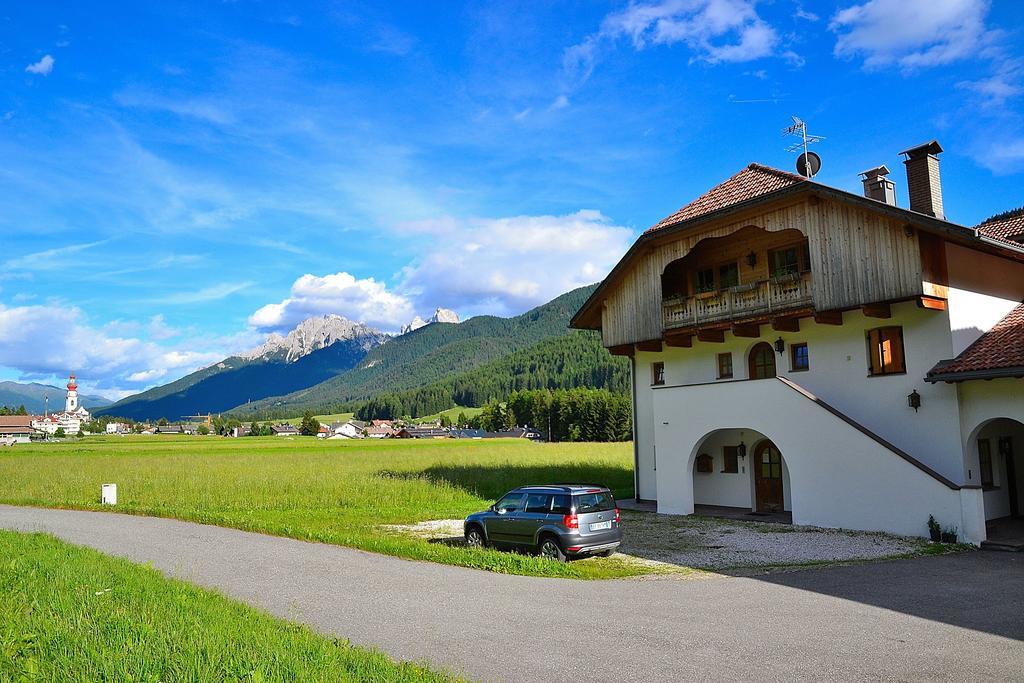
[
  {"x1": 365, "y1": 424, "x2": 395, "y2": 439},
  {"x1": 572, "y1": 141, "x2": 1024, "y2": 546},
  {"x1": 0, "y1": 416, "x2": 36, "y2": 444},
  {"x1": 271, "y1": 423, "x2": 299, "y2": 436}
]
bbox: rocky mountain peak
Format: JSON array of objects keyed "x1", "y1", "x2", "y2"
[
  {"x1": 240, "y1": 315, "x2": 389, "y2": 363},
  {"x1": 400, "y1": 308, "x2": 460, "y2": 335}
]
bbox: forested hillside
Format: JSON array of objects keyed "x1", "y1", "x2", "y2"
[
  {"x1": 228, "y1": 285, "x2": 602, "y2": 419},
  {"x1": 353, "y1": 331, "x2": 628, "y2": 420}
]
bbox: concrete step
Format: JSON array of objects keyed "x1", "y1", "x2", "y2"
[{"x1": 980, "y1": 540, "x2": 1024, "y2": 552}]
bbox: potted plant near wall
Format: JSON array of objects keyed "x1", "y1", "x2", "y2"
[{"x1": 927, "y1": 515, "x2": 942, "y2": 542}]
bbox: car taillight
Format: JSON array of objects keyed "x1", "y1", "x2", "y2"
[
  {"x1": 615, "y1": 508, "x2": 621, "y2": 524},
  {"x1": 562, "y1": 514, "x2": 579, "y2": 530}
]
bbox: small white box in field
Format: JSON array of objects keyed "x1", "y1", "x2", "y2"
[{"x1": 101, "y1": 483, "x2": 117, "y2": 505}]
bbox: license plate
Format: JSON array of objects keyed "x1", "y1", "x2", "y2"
[{"x1": 589, "y1": 521, "x2": 612, "y2": 531}]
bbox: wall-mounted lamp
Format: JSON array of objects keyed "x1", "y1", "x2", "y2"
[
  {"x1": 908, "y1": 389, "x2": 921, "y2": 412},
  {"x1": 774, "y1": 337, "x2": 785, "y2": 354},
  {"x1": 737, "y1": 441, "x2": 746, "y2": 459},
  {"x1": 746, "y1": 251, "x2": 757, "y2": 267}
]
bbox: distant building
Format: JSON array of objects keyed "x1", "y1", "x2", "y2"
[
  {"x1": 272, "y1": 423, "x2": 300, "y2": 436},
  {"x1": 450, "y1": 428, "x2": 487, "y2": 439},
  {"x1": 231, "y1": 425, "x2": 252, "y2": 438},
  {"x1": 31, "y1": 374, "x2": 91, "y2": 436},
  {"x1": 395, "y1": 427, "x2": 450, "y2": 439},
  {"x1": 330, "y1": 421, "x2": 363, "y2": 439},
  {"x1": 484, "y1": 427, "x2": 544, "y2": 441},
  {"x1": 105, "y1": 422, "x2": 129, "y2": 435},
  {"x1": 365, "y1": 425, "x2": 394, "y2": 439},
  {"x1": 0, "y1": 416, "x2": 36, "y2": 444}
]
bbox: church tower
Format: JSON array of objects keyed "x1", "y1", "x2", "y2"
[{"x1": 65, "y1": 373, "x2": 79, "y2": 413}]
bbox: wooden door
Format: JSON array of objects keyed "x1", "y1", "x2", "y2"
[
  {"x1": 754, "y1": 440, "x2": 784, "y2": 512},
  {"x1": 748, "y1": 343, "x2": 776, "y2": 379}
]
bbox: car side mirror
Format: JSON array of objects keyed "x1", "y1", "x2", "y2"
[{"x1": 489, "y1": 504, "x2": 496, "y2": 512}]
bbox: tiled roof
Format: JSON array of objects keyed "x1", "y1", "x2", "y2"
[
  {"x1": 645, "y1": 163, "x2": 807, "y2": 234},
  {"x1": 927, "y1": 302, "x2": 1024, "y2": 381},
  {"x1": 0, "y1": 416, "x2": 34, "y2": 428},
  {"x1": 976, "y1": 210, "x2": 1024, "y2": 245}
]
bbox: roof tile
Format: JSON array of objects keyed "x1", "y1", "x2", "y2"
[
  {"x1": 928, "y1": 302, "x2": 1024, "y2": 379},
  {"x1": 645, "y1": 163, "x2": 807, "y2": 234},
  {"x1": 976, "y1": 211, "x2": 1024, "y2": 246}
]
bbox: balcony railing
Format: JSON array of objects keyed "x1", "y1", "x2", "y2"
[{"x1": 663, "y1": 272, "x2": 813, "y2": 329}]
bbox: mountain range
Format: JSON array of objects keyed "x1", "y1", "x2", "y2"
[
  {"x1": 98, "y1": 284, "x2": 620, "y2": 422},
  {"x1": 0, "y1": 381, "x2": 113, "y2": 415}
]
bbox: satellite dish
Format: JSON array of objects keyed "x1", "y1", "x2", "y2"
[{"x1": 796, "y1": 151, "x2": 821, "y2": 178}]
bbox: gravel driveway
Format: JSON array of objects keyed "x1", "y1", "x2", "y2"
[{"x1": 387, "y1": 510, "x2": 934, "y2": 571}]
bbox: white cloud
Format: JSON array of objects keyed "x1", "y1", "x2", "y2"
[
  {"x1": 550, "y1": 95, "x2": 571, "y2": 110},
  {"x1": 399, "y1": 210, "x2": 633, "y2": 318},
  {"x1": 957, "y1": 58, "x2": 1024, "y2": 107},
  {"x1": 830, "y1": 0, "x2": 995, "y2": 69},
  {"x1": 25, "y1": 55, "x2": 54, "y2": 76},
  {"x1": 565, "y1": 0, "x2": 785, "y2": 84},
  {"x1": 0, "y1": 303, "x2": 224, "y2": 395},
  {"x1": 248, "y1": 272, "x2": 415, "y2": 332}
]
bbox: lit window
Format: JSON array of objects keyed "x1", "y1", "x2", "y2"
[
  {"x1": 867, "y1": 327, "x2": 906, "y2": 376},
  {"x1": 652, "y1": 362, "x2": 665, "y2": 386},
  {"x1": 790, "y1": 343, "x2": 809, "y2": 371},
  {"x1": 717, "y1": 353, "x2": 733, "y2": 379}
]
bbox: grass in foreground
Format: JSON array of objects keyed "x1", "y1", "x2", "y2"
[
  {"x1": 0, "y1": 436, "x2": 645, "y2": 579},
  {"x1": 0, "y1": 530, "x2": 454, "y2": 682}
]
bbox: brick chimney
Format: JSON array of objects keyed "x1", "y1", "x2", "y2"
[
  {"x1": 899, "y1": 140, "x2": 944, "y2": 220},
  {"x1": 859, "y1": 165, "x2": 896, "y2": 206}
]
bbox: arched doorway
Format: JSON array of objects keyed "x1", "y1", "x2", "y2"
[
  {"x1": 754, "y1": 440, "x2": 785, "y2": 512},
  {"x1": 748, "y1": 342, "x2": 776, "y2": 379}
]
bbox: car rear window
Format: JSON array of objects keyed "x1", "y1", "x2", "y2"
[{"x1": 573, "y1": 491, "x2": 615, "y2": 513}]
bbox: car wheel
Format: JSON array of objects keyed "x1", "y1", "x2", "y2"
[
  {"x1": 465, "y1": 526, "x2": 486, "y2": 548},
  {"x1": 538, "y1": 535, "x2": 566, "y2": 562}
]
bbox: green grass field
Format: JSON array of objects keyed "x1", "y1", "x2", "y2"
[
  {"x1": 0, "y1": 530, "x2": 454, "y2": 681},
  {"x1": 0, "y1": 436, "x2": 642, "y2": 579}
]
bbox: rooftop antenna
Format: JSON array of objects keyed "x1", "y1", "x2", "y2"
[{"x1": 783, "y1": 116, "x2": 824, "y2": 178}]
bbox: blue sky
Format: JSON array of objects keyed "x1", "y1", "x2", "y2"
[{"x1": 1, "y1": 0, "x2": 1022, "y2": 398}]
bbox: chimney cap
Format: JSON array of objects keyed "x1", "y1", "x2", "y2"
[
  {"x1": 899, "y1": 140, "x2": 943, "y2": 159},
  {"x1": 859, "y1": 164, "x2": 891, "y2": 179}
]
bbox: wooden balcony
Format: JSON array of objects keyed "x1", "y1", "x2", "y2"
[{"x1": 663, "y1": 272, "x2": 813, "y2": 329}]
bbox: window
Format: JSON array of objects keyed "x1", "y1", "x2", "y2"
[
  {"x1": 695, "y1": 454, "x2": 714, "y2": 473},
  {"x1": 695, "y1": 268, "x2": 715, "y2": 293},
  {"x1": 719, "y1": 262, "x2": 739, "y2": 289},
  {"x1": 495, "y1": 492, "x2": 525, "y2": 513},
  {"x1": 867, "y1": 327, "x2": 906, "y2": 376},
  {"x1": 551, "y1": 494, "x2": 572, "y2": 515},
  {"x1": 790, "y1": 343, "x2": 809, "y2": 371},
  {"x1": 760, "y1": 446, "x2": 782, "y2": 479},
  {"x1": 717, "y1": 353, "x2": 733, "y2": 379},
  {"x1": 978, "y1": 439, "x2": 994, "y2": 488},
  {"x1": 769, "y1": 247, "x2": 800, "y2": 278},
  {"x1": 525, "y1": 493, "x2": 552, "y2": 513},
  {"x1": 722, "y1": 446, "x2": 739, "y2": 474},
  {"x1": 749, "y1": 343, "x2": 776, "y2": 379},
  {"x1": 652, "y1": 362, "x2": 665, "y2": 386}
]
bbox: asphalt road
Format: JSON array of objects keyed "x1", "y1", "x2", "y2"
[{"x1": 2, "y1": 505, "x2": 1022, "y2": 682}]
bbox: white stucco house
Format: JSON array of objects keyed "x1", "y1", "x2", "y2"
[{"x1": 571, "y1": 141, "x2": 1024, "y2": 546}]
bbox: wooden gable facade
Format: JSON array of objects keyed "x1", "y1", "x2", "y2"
[{"x1": 586, "y1": 195, "x2": 935, "y2": 348}]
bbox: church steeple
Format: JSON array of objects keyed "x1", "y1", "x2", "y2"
[{"x1": 65, "y1": 373, "x2": 79, "y2": 413}]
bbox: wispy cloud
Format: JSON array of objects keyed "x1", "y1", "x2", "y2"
[
  {"x1": 153, "y1": 281, "x2": 253, "y2": 305},
  {"x1": 25, "y1": 54, "x2": 54, "y2": 76},
  {"x1": 5, "y1": 240, "x2": 107, "y2": 271}
]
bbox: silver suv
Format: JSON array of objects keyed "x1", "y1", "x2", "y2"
[{"x1": 463, "y1": 484, "x2": 622, "y2": 561}]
